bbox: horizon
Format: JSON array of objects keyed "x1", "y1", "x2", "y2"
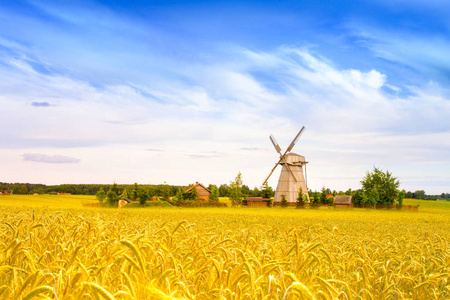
[{"x1": 1, "y1": 1, "x2": 449, "y2": 194}]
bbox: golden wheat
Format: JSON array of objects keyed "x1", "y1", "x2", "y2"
[{"x1": 0, "y1": 199, "x2": 449, "y2": 299}]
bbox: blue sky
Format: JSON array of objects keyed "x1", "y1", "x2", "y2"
[{"x1": 1, "y1": 0, "x2": 449, "y2": 194}]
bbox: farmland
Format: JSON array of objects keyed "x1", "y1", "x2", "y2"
[{"x1": 1, "y1": 196, "x2": 450, "y2": 299}]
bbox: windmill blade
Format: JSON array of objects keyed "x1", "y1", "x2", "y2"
[
  {"x1": 269, "y1": 135, "x2": 282, "y2": 154},
  {"x1": 285, "y1": 126, "x2": 305, "y2": 153},
  {"x1": 280, "y1": 157, "x2": 298, "y2": 182},
  {"x1": 263, "y1": 158, "x2": 282, "y2": 184}
]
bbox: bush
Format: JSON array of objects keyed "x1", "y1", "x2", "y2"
[
  {"x1": 280, "y1": 195, "x2": 288, "y2": 208},
  {"x1": 177, "y1": 200, "x2": 227, "y2": 207},
  {"x1": 123, "y1": 201, "x2": 173, "y2": 208}
]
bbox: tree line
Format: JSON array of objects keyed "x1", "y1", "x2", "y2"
[{"x1": 2, "y1": 167, "x2": 448, "y2": 204}]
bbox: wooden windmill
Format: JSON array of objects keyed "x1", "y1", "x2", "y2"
[{"x1": 263, "y1": 126, "x2": 308, "y2": 204}]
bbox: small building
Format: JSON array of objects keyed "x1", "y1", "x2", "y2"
[
  {"x1": 185, "y1": 182, "x2": 211, "y2": 201},
  {"x1": 1, "y1": 190, "x2": 13, "y2": 196},
  {"x1": 334, "y1": 195, "x2": 353, "y2": 208},
  {"x1": 245, "y1": 198, "x2": 270, "y2": 207},
  {"x1": 118, "y1": 198, "x2": 133, "y2": 208}
]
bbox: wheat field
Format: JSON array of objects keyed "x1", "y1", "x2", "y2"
[{"x1": 0, "y1": 196, "x2": 449, "y2": 299}]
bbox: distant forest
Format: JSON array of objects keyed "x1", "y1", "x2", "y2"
[
  {"x1": 0, "y1": 182, "x2": 269, "y2": 198},
  {"x1": 0, "y1": 182, "x2": 448, "y2": 201}
]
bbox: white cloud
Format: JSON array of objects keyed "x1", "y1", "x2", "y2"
[{"x1": 22, "y1": 153, "x2": 81, "y2": 164}]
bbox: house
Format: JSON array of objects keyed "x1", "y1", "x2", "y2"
[
  {"x1": 334, "y1": 195, "x2": 353, "y2": 208},
  {"x1": 1, "y1": 190, "x2": 13, "y2": 196},
  {"x1": 185, "y1": 182, "x2": 211, "y2": 201},
  {"x1": 118, "y1": 198, "x2": 133, "y2": 208}
]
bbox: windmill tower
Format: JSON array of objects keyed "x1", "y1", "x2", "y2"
[{"x1": 263, "y1": 126, "x2": 308, "y2": 204}]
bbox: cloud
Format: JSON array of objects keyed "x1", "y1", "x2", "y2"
[
  {"x1": 31, "y1": 101, "x2": 51, "y2": 107},
  {"x1": 22, "y1": 153, "x2": 81, "y2": 164},
  {"x1": 1, "y1": 42, "x2": 449, "y2": 193},
  {"x1": 241, "y1": 147, "x2": 264, "y2": 151},
  {"x1": 146, "y1": 148, "x2": 163, "y2": 152}
]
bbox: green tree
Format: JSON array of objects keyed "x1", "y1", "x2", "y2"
[
  {"x1": 19, "y1": 184, "x2": 28, "y2": 195},
  {"x1": 138, "y1": 188, "x2": 148, "y2": 205},
  {"x1": 368, "y1": 188, "x2": 379, "y2": 205},
  {"x1": 160, "y1": 183, "x2": 171, "y2": 201},
  {"x1": 414, "y1": 190, "x2": 426, "y2": 200},
  {"x1": 219, "y1": 184, "x2": 229, "y2": 197},
  {"x1": 131, "y1": 183, "x2": 139, "y2": 201},
  {"x1": 261, "y1": 182, "x2": 274, "y2": 199},
  {"x1": 280, "y1": 195, "x2": 288, "y2": 208},
  {"x1": 229, "y1": 172, "x2": 244, "y2": 206},
  {"x1": 173, "y1": 187, "x2": 185, "y2": 205},
  {"x1": 120, "y1": 188, "x2": 128, "y2": 199},
  {"x1": 242, "y1": 185, "x2": 251, "y2": 196},
  {"x1": 296, "y1": 187, "x2": 307, "y2": 208},
  {"x1": 95, "y1": 188, "x2": 106, "y2": 202},
  {"x1": 106, "y1": 190, "x2": 119, "y2": 207},
  {"x1": 320, "y1": 187, "x2": 328, "y2": 204},
  {"x1": 361, "y1": 167, "x2": 400, "y2": 205},
  {"x1": 209, "y1": 185, "x2": 219, "y2": 201},
  {"x1": 110, "y1": 182, "x2": 121, "y2": 195},
  {"x1": 352, "y1": 189, "x2": 364, "y2": 205}
]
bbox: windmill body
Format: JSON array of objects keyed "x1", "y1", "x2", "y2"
[
  {"x1": 273, "y1": 153, "x2": 308, "y2": 203},
  {"x1": 263, "y1": 126, "x2": 309, "y2": 204}
]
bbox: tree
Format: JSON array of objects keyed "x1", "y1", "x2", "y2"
[
  {"x1": 414, "y1": 190, "x2": 426, "y2": 200},
  {"x1": 120, "y1": 188, "x2": 128, "y2": 199},
  {"x1": 173, "y1": 188, "x2": 185, "y2": 205},
  {"x1": 242, "y1": 185, "x2": 251, "y2": 196},
  {"x1": 96, "y1": 188, "x2": 106, "y2": 202},
  {"x1": 160, "y1": 183, "x2": 171, "y2": 201},
  {"x1": 261, "y1": 182, "x2": 274, "y2": 199},
  {"x1": 110, "y1": 182, "x2": 121, "y2": 195},
  {"x1": 209, "y1": 185, "x2": 219, "y2": 201},
  {"x1": 320, "y1": 187, "x2": 328, "y2": 204},
  {"x1": 19, "y1": 184, "x2": 28, "y2": 195},
  {"x1": 361, "y1": 167, "x2": 400, "y2": 205},
  {"x1": 368, "y1": 188, "x2": 379, "y2": 205},
  {"x1": 219, "y1": 184, "x2": 229, "y2": 197},
  {"x1": 296, "y1": 187, "x2": 307, "y2": 208},
  {"x1": 131, "y1": 183, "x2": 139, "y2": 201},
  {"x1": 106, "y1": 190, "x2": 119, "y2": 207},
  {"x1": 229, "y1": 172, "x2": 244, "y2": 206},
  {"x1": 280, "y1": 195, "x2": 288, "y2": 207},
  {"x1": 138, "y1": 188, "x2": 148, "y2": 205}
]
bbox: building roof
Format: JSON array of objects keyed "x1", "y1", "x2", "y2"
[
  {"x1": 120, "y1": 198, "x2": 133, "y2": 203},
  {"x1": 334, "y1": 195, "x2": 353, "y2": 204},
  {"x1": 185, "y1": 182, "x2": 211, "y2": 194},
  {"x1": 246, "y1": 198, "x2": 270, "y2": 202}
]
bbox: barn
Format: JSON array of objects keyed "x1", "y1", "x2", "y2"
[
  {"x1": 334, "y1": 195, "x2": 353, "y2": 208},
  {"x1": 185, "y1": 182, "x2": 211, "y2": 201}
]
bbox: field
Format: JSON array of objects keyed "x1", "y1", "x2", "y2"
[{"x1": 1, "y1": 196, "x2": 449, "y2": 299}]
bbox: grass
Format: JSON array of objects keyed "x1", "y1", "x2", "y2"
[{"x1": 0, "y1": 195, "x2": 449, "y2": 299}]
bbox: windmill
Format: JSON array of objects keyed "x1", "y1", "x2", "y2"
[{"x1": 263, "y1": 126, "x2": 308, "y2": 204}]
